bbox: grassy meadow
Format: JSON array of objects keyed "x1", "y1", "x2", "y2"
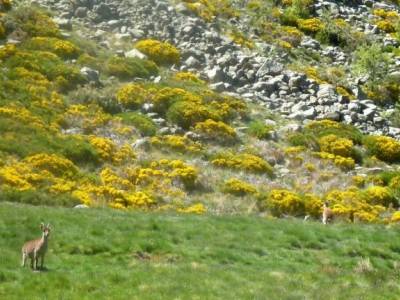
[{"x1": 1, "y1": 202, "x2": 400, "y2": 299}]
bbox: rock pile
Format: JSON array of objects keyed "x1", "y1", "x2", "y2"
[{"x1": 33, "y1": 0, "x2": 400, "y2": 138}]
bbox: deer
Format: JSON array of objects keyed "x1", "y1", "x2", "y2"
[
  {"x1": 322, "y1": 202, "x2": 333, "y2": 225},
  {"x1": 21, "y1": 223, "x2": 51, "y2": 271}
]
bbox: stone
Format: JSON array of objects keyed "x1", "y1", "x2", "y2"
[
  {"x1": 125, "y1": 49, "x2": 147, "y2": 60},
  {"x1": 159, "y1": 127, "x2": 172, "y2": 135},
  {"x1": 322, "y1": 111, "x2": 342, "y2": 121},
  {"x1": 93, "y1": 4, "x2": 113, "y2": 20},
  {"x1": 348, "y1": 102, "x2": 361, "y2": 112},
  {"x1": 74, "y1": 204, "x2": 89, "y2": 209},
  {"x1": 206, "y1": 66, "x2": 225, "y2": 82},
  {"x1": 54, "y1": 18, "x2": 73, "y2": 30},
  {"x1": 80, "y1": 67, "x2": 99, "y2": 84},
  {"x1": 132, "y1": 138, "x2": 150, "y2": 149},
  {"x1": 185, "y1": 56, "x2": 201, "y2": 68},
  {"x1": 317, "y1": 84, "x2": 335, "y2": 99},
  {"x1": 256, "y1": 59, "x2": 284, "y2": 77},
  {"x1": 75, "y1": 7, "x2": 88, "y2": 18},
  {"x1": 363, "y1": 108, "x2": 376, "y2": 120}
]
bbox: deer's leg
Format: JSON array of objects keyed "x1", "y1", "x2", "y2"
[
  {"x1": 21, "y1": 252, "x2": 26, "y2": 267},
  {"x1": 33, "y1": 252, "x2": 38, "y2": 270},
  {"x1": 40, "y1": 256, "x2": 44, "y2": 269}
]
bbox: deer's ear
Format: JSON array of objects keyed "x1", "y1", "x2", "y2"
[
  {"x1": 40, "y1": 223, "x2": 44, "y2": 230},
  {"x1": 47, "y1": 223, "x2": 51, "y2": 229}
]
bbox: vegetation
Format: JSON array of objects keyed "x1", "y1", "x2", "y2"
[
  {"x1": 1, "y1": 1, "x2": 400, "y2": 223},
  {"x1": 2, "y1": 203, "x2": 400, "y2": 299}
]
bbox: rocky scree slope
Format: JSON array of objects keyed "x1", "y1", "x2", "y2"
[{"x1": 35, "y1": 0, "x2": 400, "y2": 138}]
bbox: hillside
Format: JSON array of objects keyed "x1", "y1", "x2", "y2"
[
  {"x1": 1, "y1": 202, "x2": 400, "y2": 299},
  {"x1": 1, "y1": 0, "x2": 400, "y2": 223}
]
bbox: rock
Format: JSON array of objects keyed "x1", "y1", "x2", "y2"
[
  {"x1": 278, "y1": 123, "x2": 302, "y2": 135},
  {"x1": 302, "y1": 107, "x2": 317, "y2": 119},
  {"x1": 317, "y1": 84, "x2": 335, "y2": 99},
  {"x1": 348, "y1": 102, "x2": 361, "y2": 112},
  {"x1": 363, "y1": 108, "x2": 376, "y2": 120},
  {"x1": 209, "y1": 82, "x2": 225, "y2": 92},
  {"x1": 185, "y1": 56, "x2": 201, "y2": 68},
  {"x1": 256, "y1": 59, "x2": 284, "y2": 77},
  {"x1": 184, "y1": 131, "x2": 201, "y2": 140},
  {"x1": 389, "y1": 127, "x2": 400, "y2": 137},
  {"x1": 142, "y1": 103, "x2": 154, "y2": 112},
  {"x1": 93, "y1": 4, "x2": 113, "y2": 20},
  {"x1": 206, "y1": 66, "x2": 225, "y2": 82},
  {"x1": 75, "y1": 7, "x2": 88, "y2": 18},
  {"x1": 159, "y1": 127, "x2": 172, "y2": 135},
  {"x1": 74, "y1": 204, "x2": 89, "y2": 209},
  {"x1": 125, "y1": 49, "x2": 147, "y2": 59},
  {"x1": 265, "y1": 119, "x2": 277, "y2": 127},
  {"x1": 54, "y1": 18, "x2": 73, "y2": 30},
  {"x1": 321, "y1": 111, "x2": 342, "y2": 121},
  {"x1": 132, "y1": 138, "x2": 150, "y2": 149},
  {"x1": 80, "y1": 67, "x2": 100, "y2": 84},
  {"x1": 301, "y1": 38, "x2": 321, "y2": 50},
  {"x1": 153, "y1": 118, "x2": 166, "y2": 125}
]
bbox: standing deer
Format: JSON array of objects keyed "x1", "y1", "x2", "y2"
[
  {"x1": 322, "y1": 202, "x2": 333, "y2": 225},
  {"x1": 21, "y1": 223, "x2": 51, "y2": 270}
]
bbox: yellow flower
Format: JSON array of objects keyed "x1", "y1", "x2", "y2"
[
  {"x1": 177, "y1": 203, "x2": 206, "y2": 214},
  {"x1": 223, "y1": 178, "x2": 257, "y2": 196},
  {"x1": 134, "y1": 39, "x2": 180, "y2": 65}
]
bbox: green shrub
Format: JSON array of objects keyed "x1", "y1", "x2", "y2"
[
  {"x1": 5, "y1": 50, "x2": 85, "y2": 90},
  {"x1": 0, "y1": 116, "x2": 99, "y2": 166},
  {"x1": 304, "y1": 120, "x2": 363, "y2": 144},
  {"x1": 280, "y1": 0, "x2": 314, "y2": 26},
  {"x1": 23, "y1": 37, "x2": 81, "y2": 59},
  {"x1": 167, "y1": 101, "x2": 215, "y2": 129},
  {"x1": 0, "y1": 188, "x2": 81, "y2": 207},
  {"x1": 104, "y1": 56, "x2": 158, "y2": 80},
  {"x1": 118, "y1": 112, "x2": 157, "y2": 136},
  {"x1": 247, "y1": 120, "x2": 273, "y2": 139},
  {"x1": 8, "y1": 6, "x2": 60, "y2": 38},
  {"x1": 352, "y1": 43, "x2": 391, "y2": 94},
  {"x1": 287, "y1": 132, "x2": 319, "y2": 149}
]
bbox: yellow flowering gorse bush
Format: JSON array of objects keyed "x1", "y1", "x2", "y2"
[
  {"x1": 318, "y1": 134, "x2": 354, "y2": 158},
  {"x1": 174, "y1": 72, "x2": 205, "y2": 84},
  {"x1": 134, "y1": 39, "x2": 180, "y2": 65},
  {"x1": 222, "y1": 178, "x2": 257, "y2": 196},
  {"x1": 116, "y1": 83, "x2": 148, "y2": 109},
  {"x1": 194, "y1": 119, "x2": 237, "y2": 144},
  {"x1": 267, "y1": 189, "x2": 305, "y2": 217},
  {"x1": 177, "y1": 203, "x2": 206, "y2": 214},
  {"x1": 182, "y1": 0, "x2": 239, "y2": 22},
  {"x1": 151, "y1": 135, "x2": 203, "y2": 154},
  {"x1": 212, "y1": 152, "x2": 274, "y2": 176},
  {"x1": 364, "y1": 135, "x2": 400, "y2": 163},
  {"x1": 24, "y1": 37, "x2": 81, "y2": 59},
  {"x1": 61, "y1": 104, "x2": 111, "y2": 133},
  {"x1": 313, "y1": 151, "x2": 355, "y2": 170},
  {"x1": 297, "y1": 18, "x2": 324, "y2": 34}
]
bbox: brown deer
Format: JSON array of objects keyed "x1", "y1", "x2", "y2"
[
  {"x1": 21, "y1": 223, "x2": 51, "y2": 270},
  {"x1": 322, "y1": 202, "x2": 333, "y2": 225}
]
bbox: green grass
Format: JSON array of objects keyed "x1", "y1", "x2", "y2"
[{"x1": 1, "y1": 203, "x2": 400, "y2": 299}]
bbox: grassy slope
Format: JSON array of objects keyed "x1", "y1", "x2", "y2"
[{"x1": 1, "y1": 203, "x2": 400, "y2": 299}]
